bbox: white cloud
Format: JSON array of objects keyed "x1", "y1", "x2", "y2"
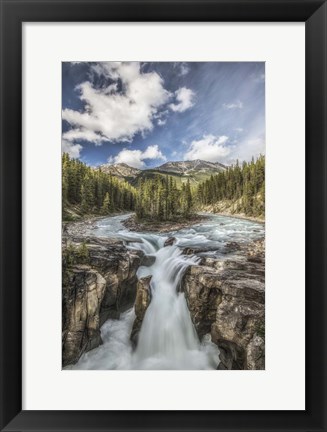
[
  {"x1": 233, "y1": 136, "x2": 265, "y2": 162},
  {"x1": 108, "y1": 144, "x2": 166, "y2": 169},
  {"x1": 184, "y1": 135, "x2": 230, "y2": 163},
  {"x1": 62, "y1": 128, "x2": 106, "y2": 146},
  {"x1": 169, "y1": 87, "x2": 195, "y2": 113},
  {"x1": 157, "y1": 118, "x2": 167, "y2": 126},
  {"x1": 234, "y1": 127, "x2": 244, "y2": 133},
  {"x1": 223, "y1": 100, "x2": 243, "y2": 110},
  {"x1": 173, "y1": 62, "x2": 190, "y2": 76},
  {"x1": 62, "y1": 139, "x2": 83, "y2": 158},
  {"x1": 62, "y1": 62, "x2": 172, "y2": 144}
]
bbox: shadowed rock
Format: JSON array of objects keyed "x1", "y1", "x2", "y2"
[
  {"x1": 62, "y1": 237, "x2": 144, "y2": 367},
  {"x1": 141, "y1": 255, "x2": 156, "y2": 267},
  {"x1": 62, "y1": 267, "x2": 106, "y2": 366},
  {"x1": 164, "y1": 237, "x2": 176, "y2": 247},
  {"x1": 130, "y1": 276, "x2": 152, "y2": 348}
]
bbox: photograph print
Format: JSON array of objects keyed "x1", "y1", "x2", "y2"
[{"x1": 62, "y1": 62, "x2": 265, "y2": 370}]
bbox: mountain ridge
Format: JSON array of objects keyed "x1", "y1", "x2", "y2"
[
  {"x1": 156, "y1": 159, "x2": 227, "y2": 174},
  {"x1": 100, "y1": 162, "x2": 141, "y2": 180},
  {"x1": 99, "y1": 159, "x2": 227, "y2": 185}
]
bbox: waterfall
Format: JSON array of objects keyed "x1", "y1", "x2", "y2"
[
  {"x1": 130, "y1": 237, "x2": 218, "y2": 370},
  {"x1": 70, "y1": 213, "x2": 264, "y2": 370}
]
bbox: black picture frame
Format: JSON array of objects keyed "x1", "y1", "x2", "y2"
[{"x1": 0, "y1": 0, "x2": 326, "y2": 431}]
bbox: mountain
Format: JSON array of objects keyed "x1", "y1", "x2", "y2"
[
  {"x1": 99, "y1": 159, "x2": 227, "y2": 186},
  {"x1": 99, "y1": 163, "x2": 141, "y2": 182},
  {"x1": 139, "y1": 159, "x2": 227, "y2": 186},
  {"x1": 156, "y1": 159, "x2": 226, "y2": 175}
]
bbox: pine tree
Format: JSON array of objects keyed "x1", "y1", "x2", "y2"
[
  {"x1": 101, "y1": 192, "x2": 111, "y2": 215},
  {"x1": 185, "y1": 179, "x2": 193, "y2": 215}
]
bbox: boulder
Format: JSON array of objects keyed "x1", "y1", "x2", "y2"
[
  {"x1": 182, "y1": 247, "x2": 196, "y2": 255},
  {"x1": 182, "y1": 245, "x2": 221, "y2": 255},
  {"x1": 223, "y1": 241, "x2": 242, "y2": 254},
  {"x1": 164, "y1": 236, "x2": 176, "y2": 247},
  {"x1": 140, "y1": 255, "x2": 156, "y2": 267}
]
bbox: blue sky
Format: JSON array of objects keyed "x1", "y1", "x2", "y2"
[{"x1": 62, "y1": 62, "x2": 265, "y2": 168}]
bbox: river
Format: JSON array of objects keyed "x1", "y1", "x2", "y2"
[{"x1": 69, "y1": 213, "x2": 264, "y2": 370}]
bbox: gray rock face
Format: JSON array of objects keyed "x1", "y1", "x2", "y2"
[
  {"x1": 181, "y1": 239, "x2": 265, "y2": 370},
  {"x1": 62, "y1": 267, "x2": 106, "y2": 366},
  {"x1": 181, "y1": 265, "x2": 222, "y2": 339},
  {"x1": 245, "y1": 334, "x2": 265, "y2": 370},
  {"x1": 130, "y1": 276, "x2": 152, "y2": 347},
  {"x1": 140, "y1": 255, "x2": 156, "y2": 267},
  {"x1": 62, "y1": 237, "x2": 143, "y2": 366}
]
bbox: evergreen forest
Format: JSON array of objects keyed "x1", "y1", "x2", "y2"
[
  {"x1": 135, "y1": 176, "x2": 193, "y2": 221},
  {"x1": 196, "y1": 155, "x2": 265, "y2": 217},
  {"x1": 62, "y1": 153, "x2": 265, "y2": 221},
  {"x1": 62, "y1": 153, "x2": 135, "y2": 220}
]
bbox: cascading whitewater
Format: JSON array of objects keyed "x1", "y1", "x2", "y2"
[
  {"x1": 70, "y1": 234, "x2": 219, "y2": 370},
  {"x1": 131, "y1": 240, "x2": 213, "y2": 369},
  {"x1": 70, "y1": 213, "x2": 264, "y2": 370}
]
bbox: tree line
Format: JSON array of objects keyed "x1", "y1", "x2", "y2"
[
  {"x1": 62, "y1": 153, "x2": 264, "y2": 221},
  {"x1": 135, "y1": 175, "x2": 193, "y2": 221},
  {"x1": 196, "y1": 155, "x2": 265, "y2": 217},
  {"x1": 62, "y1": 153, "x2": 136, "y2": 219}
]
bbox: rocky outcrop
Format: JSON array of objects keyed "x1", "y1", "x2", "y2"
[
  {"x1": 62, "y1": 237, "x2": 143, "y2": 366},
  {"x1": 181, "y1": 239, "x2": 265, "y2": 370},
  {"x1": 164, "y1": 237, "x2": 176, "y2": 247},
  {"x1": 130, "y1": 276, "x2": 152, "y2": 347},
  {"x1": 245, "y1": 334, "x2": 265, "y2": 370},
  {"x1": 140, "y1": 255, "x2": 156, "y2": 267},
  {"x1": 199, "y1": 201, "x2": 265, "y2": 223},
  {"x1": 122, "y1": 214, "x2": 209, "y2": 233},
  {"x1": 62, "y1": 267, "x2": 106, "y2": 366},
  {"x1": 181, "y1": 265, "x2": 222, "y2": 339}
]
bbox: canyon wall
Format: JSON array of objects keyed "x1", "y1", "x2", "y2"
[
  {"x1": 62, "y1": 237, "x2": 143, "y2": 366},
  {"x1": 182, "y1": 239, "x2": 265, "y2": 370}
]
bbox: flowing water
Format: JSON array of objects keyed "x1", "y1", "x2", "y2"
[{"x1": 69, "y1": 213, "x2": 264, "y2": 370}]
